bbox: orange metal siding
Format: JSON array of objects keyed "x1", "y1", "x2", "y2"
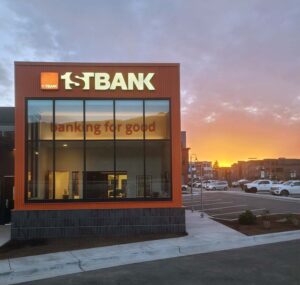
[{"x1": 14, "y1": 62, "x2": 181, "y2": 210}]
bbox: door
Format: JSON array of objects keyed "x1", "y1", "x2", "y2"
[
  {"x1": 290, "y1": 182, "x2": 300, "y2": 194},
  {"x1": 0, "y1": 176, "x2": 14, "y2": 224},
  {"x1": 49, "y1": 171, "x2": 70, "y2": 199},
  {"x1": 264, "y1": 181, "x2": 271, "y2": 191},
  {"x1": 85, "y1": 171, "x2": 108, "y2": 199},
  {"x1": 259, "y1": 181, "x2": 270, "y2": 191}
]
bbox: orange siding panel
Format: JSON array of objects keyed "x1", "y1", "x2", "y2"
[{"x1": 14, "y1": 62, "x2": 181, "y2": 211}]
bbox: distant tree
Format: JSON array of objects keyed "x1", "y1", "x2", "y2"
[{"x1": 213, "y1": 160, "x2": 219, "y2": 169}]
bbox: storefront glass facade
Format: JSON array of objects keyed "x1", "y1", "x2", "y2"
[{"x1": 26, "y1": 99, "x2": 170, "y2": 201}]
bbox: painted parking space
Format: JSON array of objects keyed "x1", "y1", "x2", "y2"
[
  {"x1": 209, "y1": 208, "x2": 267, "y2": 219},
  {"x1": 183, "y1": 190, "x2": 300, "y2": 220}
]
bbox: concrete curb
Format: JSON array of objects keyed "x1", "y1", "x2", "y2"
[{"x1": 1, "y1": 212, "x2": 300, "y2": 285}]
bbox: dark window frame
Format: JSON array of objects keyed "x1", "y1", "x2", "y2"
[{"x1": 25, "y1": 98, "x2": 172, "y2": 203}]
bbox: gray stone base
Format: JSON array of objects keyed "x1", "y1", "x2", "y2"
[{"x1": 11, "y1": 207, "x2": 186, "y2": 240}]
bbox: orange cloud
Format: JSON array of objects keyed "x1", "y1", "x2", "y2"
[{"x1": 182, "y1": 107, "x2": 300, "y2": 166}]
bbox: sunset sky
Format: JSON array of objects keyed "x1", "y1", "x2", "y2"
[{"x1": 1, "y1": 0, "x2": 300, "y2": 166}]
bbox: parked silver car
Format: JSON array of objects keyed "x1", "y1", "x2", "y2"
[
  {"x1": 206, "y1": 181, "x2": 229, "y2": 191},
  {"x1": 203, "y1": 180, "x2": 218, "y2": 189}
]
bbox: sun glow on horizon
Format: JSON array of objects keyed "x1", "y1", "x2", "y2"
[{"x1": 218, "y1": 161, "x2": 233, "y2": 167}]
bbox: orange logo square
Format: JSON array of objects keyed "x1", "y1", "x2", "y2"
[{"x1": 40, "y1": 72, "x2": 59, "y2": 90}]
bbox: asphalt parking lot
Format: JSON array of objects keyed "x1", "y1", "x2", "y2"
[{"x1": 183, "y1": 190, "x2": 300, "y2": 220}]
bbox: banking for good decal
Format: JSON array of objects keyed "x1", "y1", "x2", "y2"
[{"x1": 35, "y1": 114, "x2": 169, "y2": 140}]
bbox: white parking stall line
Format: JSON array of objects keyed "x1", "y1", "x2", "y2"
[
  {"x1": 204, "y1": 204, "x2": 248, "y2": 211},
  {"x1": 183, "y1": 199, "x2": 223, "y2": 204},
  {"x1": 183, "y1": 201, "x2": 224, "y2": 205},
  {"x1": 211, "y1": 208, "x2": 266, "y2": 217},
  {"x1": 183, "y1": 196, "x2": 222, "y2": 200},
  {"x1": 184, "y1": 202, "x2": 233, "y2": 208},
  {"x1": 201, "y1": 201, "x2": 234, "y2": 206},
  {"x1": 224, "y1": 191, "x2": 300, "y2": 203}
]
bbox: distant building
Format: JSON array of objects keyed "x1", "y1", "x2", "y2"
[
  {"x1": 193, "y1": 161, "x2": 213, "y2": 179},
  {"x1": 0, "y1": 107, "x2": 14, "y2": 224},
  {"x1": 188, "y1": 161, "x2": 213, "y2": 181},
  {"x1": 231, "y1": 161, "x2": 247, "y2": 181},
  {"x1": 181, "y1": 131, "x2": 190, "y2": 184},
  {"x1": 214, "y1": 166, "x2": 231, "y2": 182},
  {"x1": 231, "y1": 158, "x2": 300, "y2": 181}
]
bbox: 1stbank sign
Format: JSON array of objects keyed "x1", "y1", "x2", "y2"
[{"x1": 40, "y1": 72, "x2": 155, "y2": 91}]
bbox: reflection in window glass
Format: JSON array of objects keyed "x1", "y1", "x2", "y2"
[
  {"x1": 54, "y1": 141, "x2": 83, "y2": 199},
  {"x1": 26, "y1": 99, "x2": 172, "y2": 201},
  {"x1": 85, "y1": 141, "x2": 114, "y2": 199},
  {"x1": 85, "y1": 100, "x2": 113, "y2": 140},
  {"x1": 145, "y1": 100, "x2": 170, "y2": 139},
  {"x1": 55, "y1": 100, "x2": 83, "y2": 140},
  {"x1": 28, "y1": 100, "x2": 53, "y2": 140},
  {"x1": 115, "y1": 141, "x2": 144, "y2": 198},
  {"x1": 145, "y1": 141, "x2": 171, "y2": 198},
  {"x1": 27, "y1": 141, "x2": 53, "y2": 199},
  {"x1": 115, "y1": 100, "x2": 143, "y2": 139}
]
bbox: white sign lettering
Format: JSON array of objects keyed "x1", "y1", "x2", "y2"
[{"x1": 61, "y1": 72, "x2": 155, "y2": 91}]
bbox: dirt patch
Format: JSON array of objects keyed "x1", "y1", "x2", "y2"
[
  {"x1": 0, "y1": 232, "x2": 186, "y2": 260},
  {"x1": 214, "y1": 214, "x2": 300, "y2": 236}
]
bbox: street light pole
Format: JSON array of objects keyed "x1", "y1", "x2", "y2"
[
  {"x1": 200, "y1": 178, "x2": 204, "y2": 218},
  {"x1": 190, "y1": 154, "x2": 198, "y2": 212},
  {"x1": 190, "y1": 156, "x2": 194, "y2": 212}
]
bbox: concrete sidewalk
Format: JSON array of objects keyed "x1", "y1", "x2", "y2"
[
  {"x1": 0, "y1": 225, "x2": 11, "y2": 247},
  {"x1": 1, "y1": 210, "x2": 300, "y2": 285}
]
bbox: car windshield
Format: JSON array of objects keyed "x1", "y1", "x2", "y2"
[{"x1": 283, "y1": 182, "x2": 292, "y2": 185}]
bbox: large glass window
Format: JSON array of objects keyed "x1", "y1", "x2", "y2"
[
  {"x1": 116, "y1": 141, "x2": 144, "y2": 198},
  {"x1": 54, "y1": 141, "x2": 83, "y2": 199},
  {"x1": 27, "y1": 141, "x2": 53, "y2": 199},
  {"x1": 145, "y1": 141, "x2": 171, "y2": 198},
  {"x1": 145, "y1": 100, "x2": 170, "y2": 139},
  {"x1": 55, "y1": 100, "x2": 83, "y2": 140},
  {"x1": 28, "y1": 100, "x2": 53, "y2": 140},
  {"x1": 85, "y1": 141, "x2": 114, "y2": 199},
  {"x1": 85, "y1": 100, "x2": 113, "y2": 140},
  {"x1": 115, "y1": 100, "x2": 143, "y2": 139},
  {"x1": 26, "y1": 99, "x2": 171, "y2": 201}
]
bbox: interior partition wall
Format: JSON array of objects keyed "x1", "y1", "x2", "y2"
[{"x1": 26, "y1": 99, "x2": 171, "y2": 202}]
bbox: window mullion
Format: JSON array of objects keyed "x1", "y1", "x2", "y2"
[
  {"x1": 83, "y1": 100, "x2": 86, "y2": 199},
  {"x1": 143, "y1": 100, "x2": 146, "y2": 199},
  {"x1": 53, "y1": 100, "x2": 55, "y2": 200},
  {"x1": 113, "y1": 100, "x2": 116, "y2": 199}
]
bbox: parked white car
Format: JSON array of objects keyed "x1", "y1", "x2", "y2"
[
  {"x1": 244, "y1": 180, "x2": 273, "y2": 193},
  {"x1": 193, "y1": 182, "x2": 202, "y2": 188},
  {"x1": 206, "y1": 181, "x2": 229, "y2": 191},
  {"x1": 203, "y1": 180, "x2": 218, "y2": 189},
  {"x1": 232, "y1": 179, "x2": 251, "y2": 189},
  {"x1": 270, "y1": 180, "x2": 300, "y2": 196}
]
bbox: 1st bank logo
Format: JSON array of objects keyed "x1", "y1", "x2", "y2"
[
  {"x1": 40, "y1": 72, "x2": 59, "y2": 90},
  {"x1": 41, "y1": 72, "x2": 155, "y2": 91}
]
